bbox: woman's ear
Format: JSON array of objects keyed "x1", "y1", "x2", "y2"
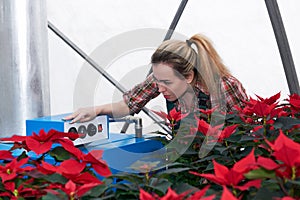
[{"x1": 186, "y1": 71, "x2": 194, "y2": 84}]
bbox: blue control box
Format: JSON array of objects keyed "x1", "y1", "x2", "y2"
[
  {"x1": 24, "y1": 113, "x2": 166, "y2": 174},
  {"x1": 26, "y1": 114, "x2": 109, "y2": 145}
]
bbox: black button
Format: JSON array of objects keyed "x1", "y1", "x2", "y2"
[
  {"x1": 87, "y1": 123, "x2": 97, "y2": 136},
  {"x1": 78, "y1": 125, "x2": 87, "y2": 138}
]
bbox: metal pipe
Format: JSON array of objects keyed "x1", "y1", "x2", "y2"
[
  {"x1": 0, "y1": 0, "x2": 50, "y2": 137},
  {"x1": 163, "y1": 0, "x2": 189, "y2": 41},
  {"x1": 110, "y1": 116, "x2": 143, "y2": 138},
  {"x1": 146, "y1": 0, "x2": 189, "y2": 77},
  {"x1": 264, "y1": 0, "x2": 300, "y2": 95},
  {"x1": 48, "y1": 21, "x2": 127, "y2": 94},
  {"x1": 134, "y1": 117, "x2": 143, "y2": 138}
]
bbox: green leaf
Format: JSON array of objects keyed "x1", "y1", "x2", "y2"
[
  {"x1": 194, "y1": 154, "x2": 221, "y2": 163},
  {"x1": 112, "y1": 172, "x2": 144, "y2": 183},
  {"x1": 226, "y1": 134, "x2": 242, "y2": 142},
  {"x1": 83, "y1": 178, "x2": 114, "y2": 197},
  {"x1": 240, "y1": 135, "x2": 263, "y2": 142},
  {"x1": 286, "y1": 179, "x2": 300, "y2": 186},
  {"x1": 148, "y1": 177, "x2": 172, "y2": 193},
  {"x1": 244, "y1": 168, "x2": 276, "y2": 179},
  {"x1": 253, "y1": 187, "x2": 279, "y2": 200},
  {"x1": 234, "y1": 147, "x2": 253, "y2": 160},
  {"x1": 274, "y1": 117, "x2": 300, "y2": 131},
  {"x1": 17, "y1": 151, "x2": 28, "y2": 160},
  {"x1": 214, "y1": 146, "x2": 230, "y2": 155},
  {"x1": 261, "y1": 179, "x2": 281, "y2": 191},
  {"x1": 42, "y1": 173, "x2": 68, "y2": 184},
  {"x1": 114, "y1": 190, "x2": 139, "y2": 200},
  {"x1": 156, "y1": 167, "x2": 190, "y2": 176},
  {"x1": 113, "y1": 183, "x2": 140, "y2": 193},
  {"x1": 41, "y1": 190, "x2": 67, "y2": 200},
  {"x1": 172, "y1": 182, "x2": 199, "y2": 194},
  {"x1": 49, "y1": 146, "x2": 71, "y2": 162},
  {"x1": 203, "y1": 162, "x2": 214, "y2": 172}
]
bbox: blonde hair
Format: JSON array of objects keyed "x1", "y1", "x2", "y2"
[{"x1": 151, "y1": 34, "x2": 230, "y2": 96}]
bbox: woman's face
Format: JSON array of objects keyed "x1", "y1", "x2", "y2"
[{"x1": 152, "y1": 63, "x2": 191, "y2": 102}]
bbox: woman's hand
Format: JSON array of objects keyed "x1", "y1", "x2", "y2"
[
  {"x1": 63, "y1": 100, "x2": 130, "y2": 124},
  {"x1": 63, "y1": 107, "x2": 98, "y2": 124}
]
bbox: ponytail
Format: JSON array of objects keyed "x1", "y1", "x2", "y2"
[{"x1": 190, "y1": 34, "x2": 230, "y2": 108}]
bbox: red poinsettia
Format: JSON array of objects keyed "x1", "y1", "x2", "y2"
[
  {"x1": 194, "y1": 118, "x2": 237, "y2": 142},
  {"x1": 152, "y1": 108, "x2": 189, "y2": 127},
  {"x1": 195, "y1": 119, "x2": 210, "y2": 135},
  {"x1": 37, "y1": 159, "x2": 103, "y2": 186},
  {"x1": 82, "y1": 150, "x2": 111, "y2": 177},
  {"x1": 0, "y1": 157, "x2": 33, "y2": 182},
  {"x1": 197, "y1": 107, "x2": 218, "y2": 122},
  {"x1": 195, "y1": 118, "x2": 223, "y2": 137},
  {"x1": 235, "y1": 92, "x2": 287, "y2": 125},
  {"x1": 37, "y1": 159, "x2": 86, "y2": 177},
  {"x1": 187, "y1": 185, "x2": 215, "y2": 200},
  {"x1": 59, "y1": 180, "x2": 101, "y2": 199},
  {"x1": 0, "y1": 135, "x2": 30, "y2": 151},
  {"x1": 26, "y1": 129, "x2": 79, "y2": 154},
  {"x1": 287, "y1": 93, "x2": 300, "y2": 116},
  {"x1": 259, "y1": 130, "x2": 300, "y2": 179},
  {"x1": 248, "y1": 98, "x2": 278, "y2": 118},
  {"x1": 190, "y1": 149, "x2": 260, "y2": 192},
  {"x1": 139, "y1": 186, "x2": 215, "y2": 200},
  {"x1": 198, "y1": 107, "x2": 218, "y2": 116},
  {"x1": 0, "y1": 129, "x2": 79, "y2": 155},
  {"x1": 0, "y1": 129, "x2": 110, "y2": 199},
  {"x1": 255, "y1": 92, "x2": 281, "y2": 105},
  {"x1": 0, "y1": 181, "x2": 44, "y2": 199},
  {"x1": 139, "y1": 187, "x2": 186, "y2": 200},
  {"x1": 218, "y1": 124, "x2": 239, "y2": 142},
  {"x1": 288, "y1": 93, "x2": 300, "y2": 109},
  {"x1": 220, "y1": 186, "x2": 238, "y2": 200},
  {"x1": 58, "y1": 142, "x2": 111, "y2": 178},
  {"x1": 69, "y1": 172, "x2": 103, "y2": 185},
  {"x1": 274, "y1": 197, "x2": 297, "y2": 200},
  {"x1": 0, "y1": 150, "x2": 14, "y2": 160}
]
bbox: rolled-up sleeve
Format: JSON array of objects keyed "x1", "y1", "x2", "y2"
[{"x1": 123, "y1": 74, "x2": 160, "y2": 114}]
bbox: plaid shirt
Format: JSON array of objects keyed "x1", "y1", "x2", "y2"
[{"x1": 123, "y1": 73, "x2": 248, "y2": 114}]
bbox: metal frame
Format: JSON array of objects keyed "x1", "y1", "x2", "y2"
[{"x1": 264, "y1": 0, "x2": 299, "y2": 95}]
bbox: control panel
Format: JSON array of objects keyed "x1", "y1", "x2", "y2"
[{"x1": 26, "y1": 114, "x2": 109, "y2": 145}]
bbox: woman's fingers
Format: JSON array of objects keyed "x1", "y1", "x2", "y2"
[
  {"x1": 63, "y1": 113, "x2": 76, "y2": 121},
  {"x1": 62, "y1": 107, "x2": 97, "y2": 124}
]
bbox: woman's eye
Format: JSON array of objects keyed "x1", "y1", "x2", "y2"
[{"x1": 164, "y1": 81, "x2": 171, "y2": 85}]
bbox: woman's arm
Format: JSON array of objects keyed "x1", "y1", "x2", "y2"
[
  {"x1": 64, "y1": 100, "x2": 130, "y2": 123},
  {"x1": 64, "y1": 74, "x2": 159, "y2": 123}
]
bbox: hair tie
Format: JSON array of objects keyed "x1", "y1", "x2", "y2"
[
  {"x1": 186, "y1": 39, "x2": 198, "y2": 54},
  {"x1": 186, "y1": 39, "x2": 193, "y2": 47}
]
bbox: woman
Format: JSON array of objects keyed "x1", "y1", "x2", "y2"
[{"x1": 64, "y1": 34, "x2": 248, "y2": 123}]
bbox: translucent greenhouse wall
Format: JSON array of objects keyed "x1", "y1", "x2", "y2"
[{"x1": 0, "y1": 0, "x2": 50, "y2": 137}]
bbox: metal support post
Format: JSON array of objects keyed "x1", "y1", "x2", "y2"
[{"x1": 265, "y1": 0, "x2": 300, "y2": 95}]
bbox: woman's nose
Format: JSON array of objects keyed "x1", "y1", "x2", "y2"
[{"x1": 157, "y1": 83, "x2": 166, "y2": 93}]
